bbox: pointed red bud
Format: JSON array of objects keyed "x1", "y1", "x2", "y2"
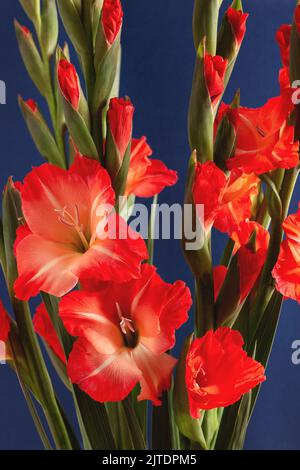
[
  {"x1": 107, "y1": 97, "x2": 135, "y2": 159},
  {"x1": 25, "y1": 98, "x2": 38, "y2": 112},
  {"x1": 57, "y1": 59, "x2": 80, "y2": 109},
  {"x1": 276, "y1": 24, "x2": 292, "y2": 67},
  {"x1": 226, "y1": 7, "x2": 249, "y2": 47},
  {"x1": 102, "y1": 0, "x2": 123, "y2": 45},
  {"x1": 203, "y1": 54, "x2": 228, "y2": 106}
]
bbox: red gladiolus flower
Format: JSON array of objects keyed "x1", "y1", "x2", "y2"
[
  {"x1": 226, "y1": 7, "x2": 249, "y2": 47},
  {"x1": 33, "y1": 303, "x2": 66, "y2": 364},
  {"x1": 14, "y1": 155, "x2": 148, "y2": 300},
  {"x1": 192, "y1": 161, "x2": 259, "y2": 234},
  {"x1": 58, "y1": 59, "x2": 80, "y2": 110},
  {"x1": 276, "y1": 24, "x2": 291, "y2": 67},
  {"x1": 273, "y1": 206, "x2": 300, "y2": 302},
  {"x1": 230, "y1": 220, "x2": 269, "y2": 255},
  {"x1": 295, "y1": 5, "x2": 300, "y2": 37},
  {"x1": 125, "y1": 137, "x2": 178, "y2": 197},
  {"x1": 214, "y1": 221, "x2": 269, "y2": 302},
  {"x1": 59, "y1": 264, "x2": 192, "y2": 404},
  {"x1": 25, "y1": 99, "x2": 37, "y2": 113},
  {"x1": 107, "y1": 97, "x2": 135, "y2": 162},
  {"x1": 204, "y1": 54, "x2": 228, "y2": 107},
  {"x1": 186, "y1": 328, "x2": 266, "y2": 419},
  {"x1": 236, "y1": 223, "x2": 269, "y2": 301},
  {"x1": 102, "y1": 0, "x2": 123, "y2": 45},
  {"x1": 0, "y1": 300, "x2": 10, "y2": 343},
  {"x1": 223, "y1": 96, "x2": 298, "y2": 174}
]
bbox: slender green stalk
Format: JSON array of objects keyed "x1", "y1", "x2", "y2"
[{"x1": 9, "y1": 336, "x2": 52, "y2": 450}]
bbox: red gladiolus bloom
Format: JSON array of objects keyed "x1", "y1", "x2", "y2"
[
  {"x1": 192, "y1": 162, "x2": 259, "y2": 234},
  {"x1": 102, "y1": 0, "x2": 123, "y2": 45},
  {"x1": 226, "y1": 7, "x2": 249, "y2": 47},
  {"x1": 33, "y1": 303, "x2": 66, "y2": 364},
  {"x1": 107, "y1": 98, "x2": 135, "y2": 162},
  {"x1": 223, "y1": 96, "x2": 298, "y2": 174},
  {"x1": 273, "y1": 207, "x2": 300, "y2": 302},
  {"x1": 59, "y1": 264, "x2": 192, "y2": 404},
  {"x1": 230, "y1": 220, "x2": 269, "y2": 255},
  {"x1": 232, "y1": 221, "x2": 269, "y2": 299},
  {"x1": 0, "y1": 300, "x2": 10, "y2": 343},
  {"x1": 214, "y1": 221, "x2": 269, "y2": 302},
  {"x1": 58, "y1": 59, "x2": 80, "y2": 110},
  {"x1": 125, "y1": 137, "x2": 178, "y2": 197},
  {"x1": 204, "y1": 54, "x2": 228, "y2": 107},
  {"x1": 276, "y1": 24, "x2": 291, "y2": 67},
  {"x1": 25, "y1": 99, "x2": 37, "y2": 113},
  {"x1": 295, "y1": 5, "x2": 300, "y2": 37},
  {"x1": 186, "y1": 328, "x2": 266, "y2": 419},
  {"x1": 14, "y1": 155, "x2": 148, "y2": 300}
]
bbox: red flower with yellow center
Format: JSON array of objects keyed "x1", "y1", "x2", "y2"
[{"x1": 14, "y1": 155, "x2": 148, "y2": 300}]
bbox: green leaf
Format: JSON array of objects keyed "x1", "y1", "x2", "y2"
[
  {"x1": 41, "y1": 0, "x2": 59, "y2": 57},
  {"x1": 42, "y1": 293, "x2": 116, "y2": 450},
  {"x1": 19, "y1": 96, "x2": 63, "y2": 166},
  {"x1": 214, "y1": 392, "x2": 252, "y2": 450},
  {"x1": 15, "y1": 20, "x2": 50, "y2": 97},
  {"x1": 249, "y1": 291, "x2": 283, "y2": 415},
  {"x1": 215, "y1": 391, "x2": 252, "y2": 450},
  {"x1": 188, "y1": 40, "x2": 214, "y2": 160},
  {"x1": 60, "y1": 92, "x2": 99, "y2": 159},
  {"x1": 19, "y1": 0, "x2": 40, "y2": 23},
  {"x1": 93, "y1": 38, "x2": 121, "y2": 114},
  {"x1": 122, "y1": 397, "x2": 147, "y2": 450},
  {"x1": 56, "y1": 0, "x2": 88, "y2": 55},
  {"x1": 193, "y1": 0, "x2": 220, "y2": 53}
]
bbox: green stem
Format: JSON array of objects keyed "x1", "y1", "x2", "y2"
[
  {"x1": 12, "y1": 300, "x2": 73, "y2": 450},
  {"x1": 193, "y1": 240, "x2": 215, "y2": 336},
  {"x1": 9, "y1": 336, "x2": 52, "y2": 450}
]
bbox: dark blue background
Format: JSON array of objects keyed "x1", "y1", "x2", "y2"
[{"x1": 0, "y1": 0, "x2": 299, "y2": 450}]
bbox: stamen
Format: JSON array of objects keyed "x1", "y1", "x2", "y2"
[
  {"x1": 55, "y1": 205, "x2": 89, "y2": 251},
  {"x1": 116, "y1": 302, "x2": 135, "y2": 335}
]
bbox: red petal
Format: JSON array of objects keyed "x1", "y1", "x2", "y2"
[
  {"x1": 132, "y1": 344, "x2": 177, "y2": 405},
  {"x1": 33, "y1": 303, "x2": 66, "y2": 364},
  {"x1": 67, "y1": 338, "x2": 141, "y2": 402}
]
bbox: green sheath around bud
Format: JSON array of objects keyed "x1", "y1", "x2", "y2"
[
  {"x1": 19, "y1": 0, "x2": 40, "y2": 24},
  {"x1": 56, "y1": 0, "x2": 88, "y2": 54},
  {"x1": 40, "y1": 0, "x2": 59, "y2": 57},
  {"x1": 188, "y1": 41, "x2": 214, "y2": 161},
  {"x1": 19, "y1": 96, "x2": 63, "y2": 167},
  {"x1": 193, "y1": 0, "x2": 219, "y2": 53},
  {"x1": 15, "y1": 20, "x2": 50, "y2": 97}
]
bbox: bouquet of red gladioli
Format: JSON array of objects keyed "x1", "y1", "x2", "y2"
[{"x1": 1, "y1": 0, "x2": 299, "y2": 451}]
